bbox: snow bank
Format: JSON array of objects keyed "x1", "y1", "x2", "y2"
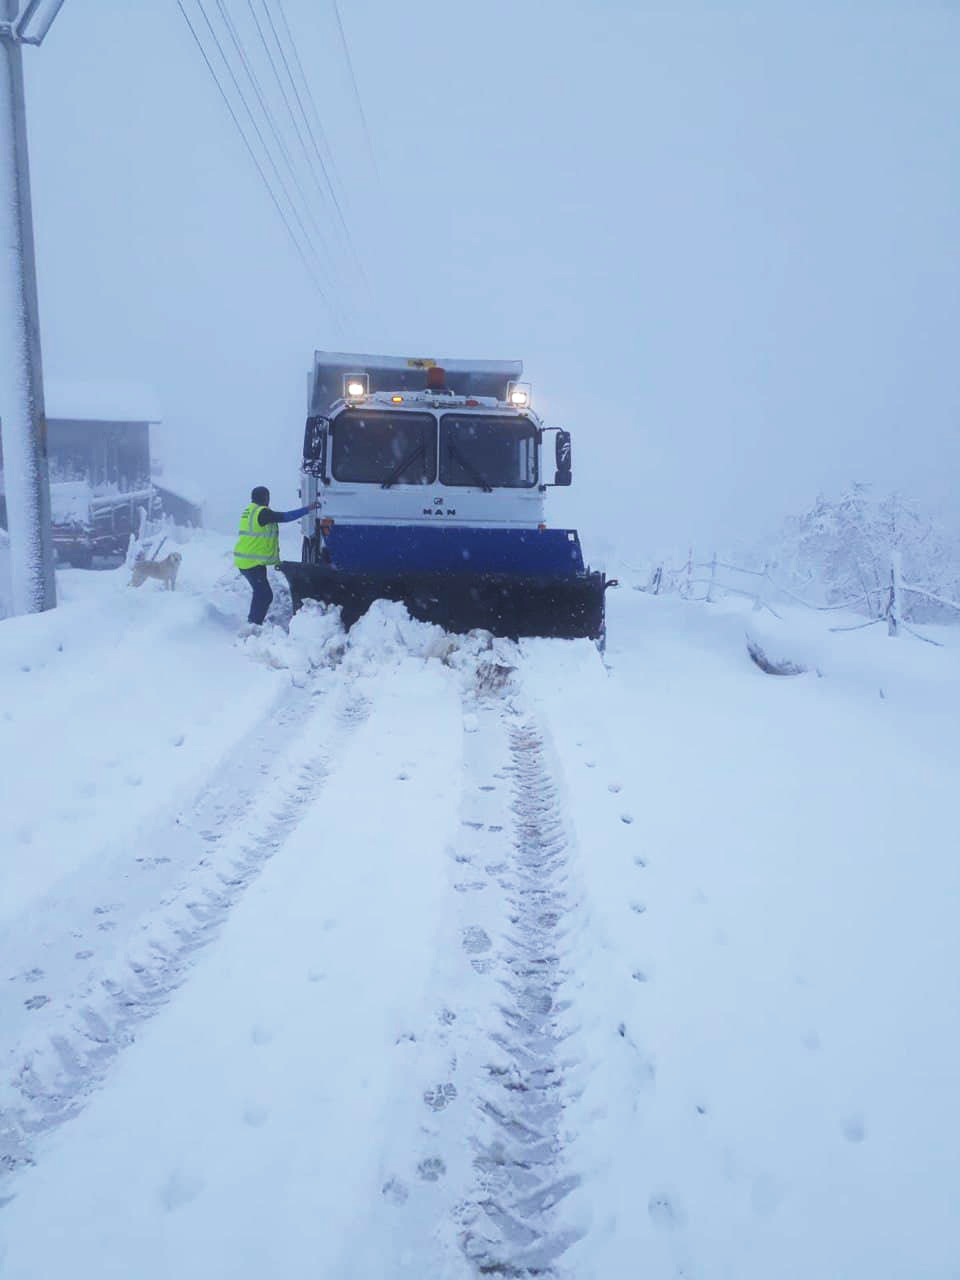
[
  {"x1": 241, "y1": 595, "x2": 517, "y2": 690},
  {"x1": 0, "y1": 533, "x2": 287, "y2": 927},
  {"x1": 4, "y1": 556, "x2": 958, "y2": 1277},
  {"x1": 522, "y1": 588, "x2": 960, "y2": 1279},
  {"x1": 0, "y1": 580, "x2": 471, "y2": 1280}
]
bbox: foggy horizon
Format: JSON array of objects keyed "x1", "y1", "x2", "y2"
[{"x1": 22, "y1": 0, "x2": 960, "y2": 556}]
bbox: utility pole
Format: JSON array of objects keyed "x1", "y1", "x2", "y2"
[{"x1": 0, "y1": 0, "x2": 66, "y2": 615}]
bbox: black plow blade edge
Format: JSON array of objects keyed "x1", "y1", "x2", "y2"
[{"x1": 278, "y1": 563, "x2": 608, "y2": 642}]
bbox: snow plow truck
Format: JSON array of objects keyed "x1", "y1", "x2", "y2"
[{"x1": 279, "y1": 352, "x2": 613, "y2": 643}]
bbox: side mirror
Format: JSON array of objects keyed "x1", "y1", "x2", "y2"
[
  {"x1": 553, "y1": 430, "x2": 572, "y2": 486},
  {"x1": 303, "y1": 415, "x2": 328, "y2": 478}
]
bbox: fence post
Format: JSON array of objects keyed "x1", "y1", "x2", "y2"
[
  {"x1": 887, "y1": 551, "x2": 902, "y2": 637},
  {"x1": 681, "y1": 547, "x2": 693, "y2": 599},
  {"x1": 706, "y1": 552, "x2": 717, "y2": 603},
  {"x1": 753, "y1": 561, "x2": 769, "y2": 612}
]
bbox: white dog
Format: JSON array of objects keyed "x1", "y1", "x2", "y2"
[{"x1": 130, "y1": 551, "x2": 182, "y2": 591}]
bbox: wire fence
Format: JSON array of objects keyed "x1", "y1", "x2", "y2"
[{"x1": 631, "y1": 550, "x2": 960, "y2": 647}]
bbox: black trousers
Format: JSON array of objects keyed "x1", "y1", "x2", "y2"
[{"x1": 239, "y1": 564, "x2": 273, "y2": 625}]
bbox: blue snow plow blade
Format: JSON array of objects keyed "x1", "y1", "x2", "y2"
[
  {"x1": 279, "y1": 526, "x2": 610, "y2": 642},
  {"x1": 321, "y1": 524, "x2": 586, "y2": 577}
]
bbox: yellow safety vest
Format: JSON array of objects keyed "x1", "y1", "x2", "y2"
[{"x1": 234, "y1": 503, "x2": 280, "y2": 569}]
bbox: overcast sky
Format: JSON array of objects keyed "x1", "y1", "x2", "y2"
[{"x1": 23, "y1": 0, "x2": 960, "y2": 557}]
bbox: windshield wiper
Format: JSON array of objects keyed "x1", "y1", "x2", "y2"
[
  {"x1": 448, "y1": 441, "x2": 492, "y2": 492},
  {"x1": 382, "y1": 441, "x2": 426, "y2": 489}
]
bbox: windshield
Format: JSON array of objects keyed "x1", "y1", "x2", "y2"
[
  {"x1": 331, "y1": 411, "x2": 437, "y2": 485},
  {"x1": 439, "y1": 415, "x2": 538, "y2": 489}
]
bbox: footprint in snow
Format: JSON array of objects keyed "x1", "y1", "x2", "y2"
[
  {"x1": 842, "y1": 1114, "x2": 866, "y2": 1144},
  {"x1": 75, "y1": 949, "x2": 94, "y2": 960},
  {"x1": 648, "y1": 1192, "x2": 686, "y2": 1231},
  {"x1": 608, "y1": 782, "x2": 622, "y2": 793},
  {"x1": 423, "y1": 1083, "x2": 457, "y2": 1111},
  {"x1": 381, "y1": 1177, "x2": 409, "y2": 1205},
  {"x1": 630, "y1": 902, "x2": 647, "y2": 915},
  {"x1": 620, "y1": 813, "x2": 635, "y2": 825},
  {"x1": 462, "y1": 926, "x2": 492, "y2": 955},
  {"x1": 633, "y1": 856, "x2": 647, "y2": 869},
  {"x1": 159, "y1": 1170, "x2": 205, "y2": 1212},
  {"x1": 417, "y1": 1156, "x2": 446, "y2": 1182},
  {"x1": 12, "y1": 967, "x2": 45, "y2": 984},
  {"x1": 24, "y1": 994, "x2": 50, "y2": 1011}
]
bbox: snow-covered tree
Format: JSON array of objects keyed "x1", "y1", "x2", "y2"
[{"x1": 770, "y1": 485, "x2": 960, "y2": 622}]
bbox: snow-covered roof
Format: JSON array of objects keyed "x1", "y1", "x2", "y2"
[
  {"x1": 44, "y1": 380, "x2": 162, "y2": 424},
  {"x1": 153, "y1": 473, "x2": 205, "y2": 509}
]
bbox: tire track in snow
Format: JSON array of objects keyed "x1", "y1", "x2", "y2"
[
  {"x1": 457, "y1": 682, "x2": 583, "y2": 1276},
  {"x1": 0, "y1": 676, "x2": 375, "y2": 1184},
  {"x1": 333, "y1": 652, "x2": 584, "y2": 1279}
]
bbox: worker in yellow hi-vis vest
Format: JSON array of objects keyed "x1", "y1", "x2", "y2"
[{"x1": 234, "y1": 486, "x2": 317, "y2": 627}]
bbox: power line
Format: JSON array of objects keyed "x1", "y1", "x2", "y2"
[
  {"x1": 211, "y1": 0, "x2": 340, "y2": 283},
  {"x1": 259, "y1": 0, "x2": 352, "y2": 245},
  {"x1": 189, "y1": 0, "x2": 334, "y2": 292},
  {"x1": 262, "y1": 0, "x2": 375, "y2": 304},
  {"x1": 246, "y1": 0, "x2": 338, "y2": 232},
  {"x1": 275, "y1": 0, "x2": 348, "y2": 202},
  {"x1": 176, "y1": 0, "x2": 334, "y2": 308},
  {"x1": 330, "y1": 0, "x2": 381, "y2": 189}
]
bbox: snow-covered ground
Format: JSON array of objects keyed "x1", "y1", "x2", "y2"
[{"x1": 1, "y1": 542, "x2": 958, "y2": 1278}]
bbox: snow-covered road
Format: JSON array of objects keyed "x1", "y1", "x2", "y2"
[{"x1": 2, "y1": 539, "x2": 959, "y2": 1278}]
